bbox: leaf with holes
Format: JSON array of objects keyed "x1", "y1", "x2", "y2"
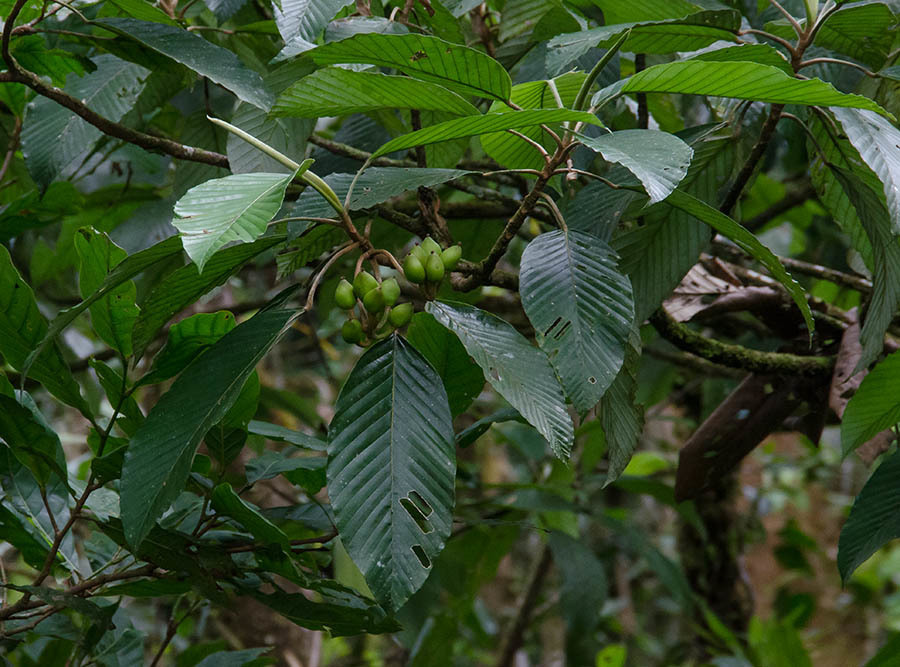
[
  {"x1": 842, "y1": 352, "x2": 900, "y2": 456},
  {"x1": 575, "y1": 130, "x2": 693, "y2": 203},
  {"x1": 520, "y1": 230, "x2": 634, "y2": 414},
  {"x1": 303, "y1": 32, "x2": 511, "y2": 101},
  {"x1": 427, "y1": 301, "x2": 574, "y2": 458},
  {"x1": 327, "y1": 335, "x2": 455, "y2": 610},
  {"x1": 173, "y1": 173, "x2": 293, "y2": 272}
]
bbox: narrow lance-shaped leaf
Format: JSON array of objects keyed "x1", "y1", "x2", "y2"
[
  {"x1": 575, "y1": 130, "x2": 693, "y2": 204},
  {"x1": 663, "y1": 189, "x2": 815, "y2": 337},
  {"x1": 74, "y1": 228, "x2": 140, "y2": 358},
  {"x1": 327, "y1": 335, "x2": 456, "y2": 610},
  {"x1": 427, "y1": 301, "x2": 574, "y2": 458},
  {"x1": 520, "y1": 230, "x2": 634, "y2": 414},
  {"x1": 120, "y1": 306, "x2": 300, "y2": 548},
  {"x1": 211, "y1": 482, "x2": 290, "y2": 549},
  {"x1": 303, "y1": 32, "x2": 512, "y2": 101},
  {"x1": 841, "y1": 352, "x2": 900, "y2": 456},
  {"x1": 173, "y1": 173, "x2": 293, "y2": 272}
]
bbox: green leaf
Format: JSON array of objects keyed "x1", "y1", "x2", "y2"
[
  {"x1": 11, "y1": 36, "x2": 85, "y2": 85},
  {"x1": 140, "y1": 311, "x2": 236, "y2": 386},
  {"x1": 249, "y1": 587, "x2": 398, "y2": 635},
  {"x1": 21, "y1": 54, "x2": 149, "y2": 188},
  {"x1": 599, "y1": 329, "x2": 644, "y2": 485},
  {"x1": 663, "y1": 189, "x2": 815, "y2": 336},
  {"x1": 273, "y1": 67, "x2": 479, "y2": 118},
  {"x1": 831, "y1": 108, "x2": 900, "y2": 235},
  {"x1": 173, "y1": 173, "x2": 293, "y2": 271},
  {"x1": 276, "y1": 225, "x2": 345, "y2": 278},
  {"x1": 838, "y1": 449, "x2": 900, "y2": 581},
  {"x1": 593, "y1": 61, "x2": 893, "y2": 119},
  {"x1": 303, "y1": 33, "x2": 511, "y2": 101},
  {"x1": 95, "y1": 18, "x2": 274, "y2": 110},
  {"x1": 810, "y1": 2, "x2": 896, "y2": 69},
  {"x1": 688, "y1": 43, "x2": 792, "y2": 74},
  {"x1": 455, "y1": 408, "x2": 525, "y2": 447},
  {"x1": 246, "y1": 450, "x2": 324, "y2": 483},
  {"x1": 841, "y1": 352, "x2": 900, "y2": 456},
  {"x1": 831, "y1": 168, "x2": 900, "y2": 368},
  {"x1": 195, "y1": 648, "x2": 272, "y2": 667},
  {"x1": 290, "y1": 168, "x2": 474, "y2": 219},
  {"x1": 576, "y1": 130, "x2": 693, "y2": 203},
  {"x1": 520, "y1": 230, "x2": 634, "y2": 414},
  {"x1": 426, "y1": 301, "x2": 574, "y2": 458},
  {"x1": 0, "y1": 245, "x2": 88, "y2": 414},
  {"x1": 211, "y1": 482, "x2": 290, "y2": 548},
  {"x1": 406, "y1": 312, "x2": 484, "y2": 417},
  {"x1": 548, "y1": 532, "x2": 607, "y2": 654},
  {"x1": 120, "y1": 306, "x2": 300, "y2": 548},
  {"x1": 327, "y1": 335, "x2": 455, "y2": 610},
  {"x1": 74, "y1": 229, "x2": 140, "y2": 358},
  {"x1": 371, "y1": 109, "x2": 602, "y2": 159},
  {"x1": 131, "y1": 235, "x2": 286, "y2": 358},
  {"x1": 227, "y1": 102, "x2": 311, "y2": 175},
  {"x1": 89, "y1": 359, "x2": 144, "y2": 436},
  {"x1": 248, "y1": 420, "x2": 327, "y2": 450},
  {"x1": 0, "y1": 393, "x2": 67, "y2": 488},
  {"x1": 274, "y1": 0, "x2": 353, "y2": 55}
]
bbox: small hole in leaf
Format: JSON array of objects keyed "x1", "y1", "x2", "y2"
[
  {"x1": 554, "y1": 321, "x2": 572, "y2": 340},
  {"x1": 408, "y1": 490, "x2": 433, "y2": 517},
  {"x1": 411, "y1": 545, "x2": 431, "y2": 568},
  {"x1": 400, "y1": 497, "x2": 433, "y2": 534},
  {"x1": 588, "y1": 376, "x2": 596, "y2": 384},
  {"x1": 544, "y1": 317, "x2": 562, "y2": 337}
]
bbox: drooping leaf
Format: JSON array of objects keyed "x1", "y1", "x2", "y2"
[
  {"x1": 131, "y1": 235, "x2": 287, "y2": 358},
  {"x1": 303, "y1": 33, "x2": 512, "y2": 101},
  {"x1": 211, "y1": 482, "x2": 290, "y2": 549},
  {"x1": 593, "y1": 61, "x2": 893, "y2": 119},
  {"x1": 173, "y1": 173, "x2": 293, "y2": 271},
  {"x1": 0, "y1": 246, "x2": 88, "y2": 414},
  {"x1": 273, "y1": 68, "x2": 479, "y2": 118},
  {"x1": 831, "y1": 108, "x2": 900, "y2": 235},
  {"x1": 599, "y1": 329, "x2": 644, "y2": 485},
  {"x1": 74, "y1": 228, "x2": 140, "y2": 358},
  {"x1": 95, "y1": 18, "x2": 274, "y2": 110},
  {"x1": 248, "y1": 420, "x2": 328, "y2": 450},
  {"x1": 455, "y1": 408, "x2": 526, "y2": 447},
  {"x1": 245, "y1": 450, "x2": 325, "y2": 485},
  {"x1": 327, "y1": 335, "x2": 455, "y2": 610},
  {"x1": 140, "y1": 311, "x2": 236, "y2": 386},
  {"x1": 549, "y1": 532, "x2": 607, "y2": 659},
  {"x1": 227, "y1": 102, "x2": 311, "y2": 175},
  {"x1": 426, "y1": 301, "x2": 574, "y2": 458},
  {"x1": 520, "y1": 230, "x2": 634, "y2": 414},
  {"x1": 0, "y1": 393, "x2": 67, "y2": 488},
  {"x1": 89, "y1": 359, "x2": 144, "y2": 436},
  {"x1": 663, "y1": 189, "x2": 815, "y2": 336},
  {"x1": 576, "y1": 130, "x2": 693, "y2": 203},
  {"x1": 21, "y1": 54, "x2": 149, "y2": 188},
  {"x1": 406, "y1": 312, "x2": 484, "y2": 417},
  {"x1": 274, "y1": 0, "x2": 354, "y2": 56},
  {"x1": 120, "y1": 306, "x2": 300, "y2": 548},
  {"x1": 838, "y1": 449, "x2": 900, "y2": 581},
  {"x1": 195, "y1": 648, "x2": 272, "y2": 667},
  {"x1": 370, "y1": 109, "x2": 602, "y2": 159},
  {"x1": 842, "y1": 352, "x2": 900, "y2": 456},
  {"x1": 248, "y1": 586, "x2": 398, "y2": 635}
]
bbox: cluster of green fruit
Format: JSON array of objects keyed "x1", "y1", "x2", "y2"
[
  {"x1": 335, "y1": 270, "x2": 412, "y2": 345},
  {"x1": 402, "y1": 236, "x2": 461, "y2": 299}
]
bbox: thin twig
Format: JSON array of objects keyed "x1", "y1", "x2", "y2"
[
  {"x1": 798, "y1": 57, "x2": 876, "y2": 77},
  {"x1": 769, "y1": 0, "x2": 803, "y2": 36},
  {"x1": 305, "y1": 243, "x2": 358, "y2": 311}
]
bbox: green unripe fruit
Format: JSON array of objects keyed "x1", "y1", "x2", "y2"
[
  {"x1": 403, "y1": 254, "x2": 426, "y2": 284},
  {"x1": 421, "y1": 236, "x2": 441, "y2": 256},
  {"x1": 410, "y1": 243, "x2": 428, "y2": 263},
  {"x1": 425, "y1": 251, "x2": 445, "y2": 282},
  {"x1": 353, "y1": 271, "x2": 378, "y2": 299},
  {"x1": 341, "y1": 319, "x2": 363, "y2": 343},
  {"x1": 381, "y1": 278, "x2": 400, "y2": 306},
  {"x1": 335, "y1": 279, "x2": 356, "y2": 309},
  {"x1": 389, "y1": 303, "x2": 413, "y2": 328},
  {"x1": 441, "y1": 245, "x2": 462, "y2": 270},
  {"x1": 363, "y1": 287, "x2": 386, "y2": 314}
]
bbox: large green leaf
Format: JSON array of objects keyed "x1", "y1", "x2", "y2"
[
  {"x1": 173, "y1": 173, "x2": 292, "y2": 271},
  {"x1": 131, "y1": 235, "x2": 287, "y2": 358},
  {"x1": 21, "y1": 54, "x2": 149, "y2": 188},
  {"x1": 576, "y1": 130, "x2": 693, "y2": 203},
  {"x1": 832, "y1": 108, "x2": 900, "y2": 235},
  {"x1": 139, "y1": 311, "x2": 236, "y2": 386},
  {"x1": 599, "y1": 329, "x2": 644, "y2": 485},
  {"x1": 211, "y1": 482, "x2": 290, "y2": 548},
  {"x1": 303, "y1": 33, "x2": 511, "y2": 101},
  {"x1": 520, "y1": 230, "x2": 634, "y2": 414},
  {"x1": 406, "y1": 312, "x2": 484, "y2": 417},
  {"x1": 274, "y1": 0, "x2": 353, "y2": 56},
  {"x1": 290, "y1": 168, "x2": 474, "y2": 219},
  {"x1": 120, "y1": 306, "x2": 300, "y2": 548},
  {"x1": 688, "y1": 43, "x2": 792, "y2": 74},
  {"x1": 426, "y1": 301, "x2": 574, "y2": 458},
  {"x1": 832, "y1": 168, "x2": 900, "y2": 368},
  {"x1": 0, "y1": 246, "x2": 88, "y2": 414},
  {"x1": 841, "y1": 352, "x2": 900, "y2": 456},
  {"x1": 273, "y1": 68, "x2": 479, "y2": 118},
  {"x1": 95, "y1": 18, "x2": 273, "y2": 110},
  {"x1": 371, "y1": 109, "x2": 601, "y2": 159},
  {"x1": 227, "y1": 102, "x2": 311, "y2": 175},
  {"x1": 74, "y1": 229, "x2": 140, "y2": 358},
  {"x1": 327, "y1": 335, "x2": 455, "y2": 610},
  {"x1": 838, "y1": 449, "x2": 900, "y2": 581},
  {"x1": 593, "y1": 61, "x2": 893, "y2": 119},
  {"x1": 663, "y1": 189, "x2": 815, "y2": 336}
]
